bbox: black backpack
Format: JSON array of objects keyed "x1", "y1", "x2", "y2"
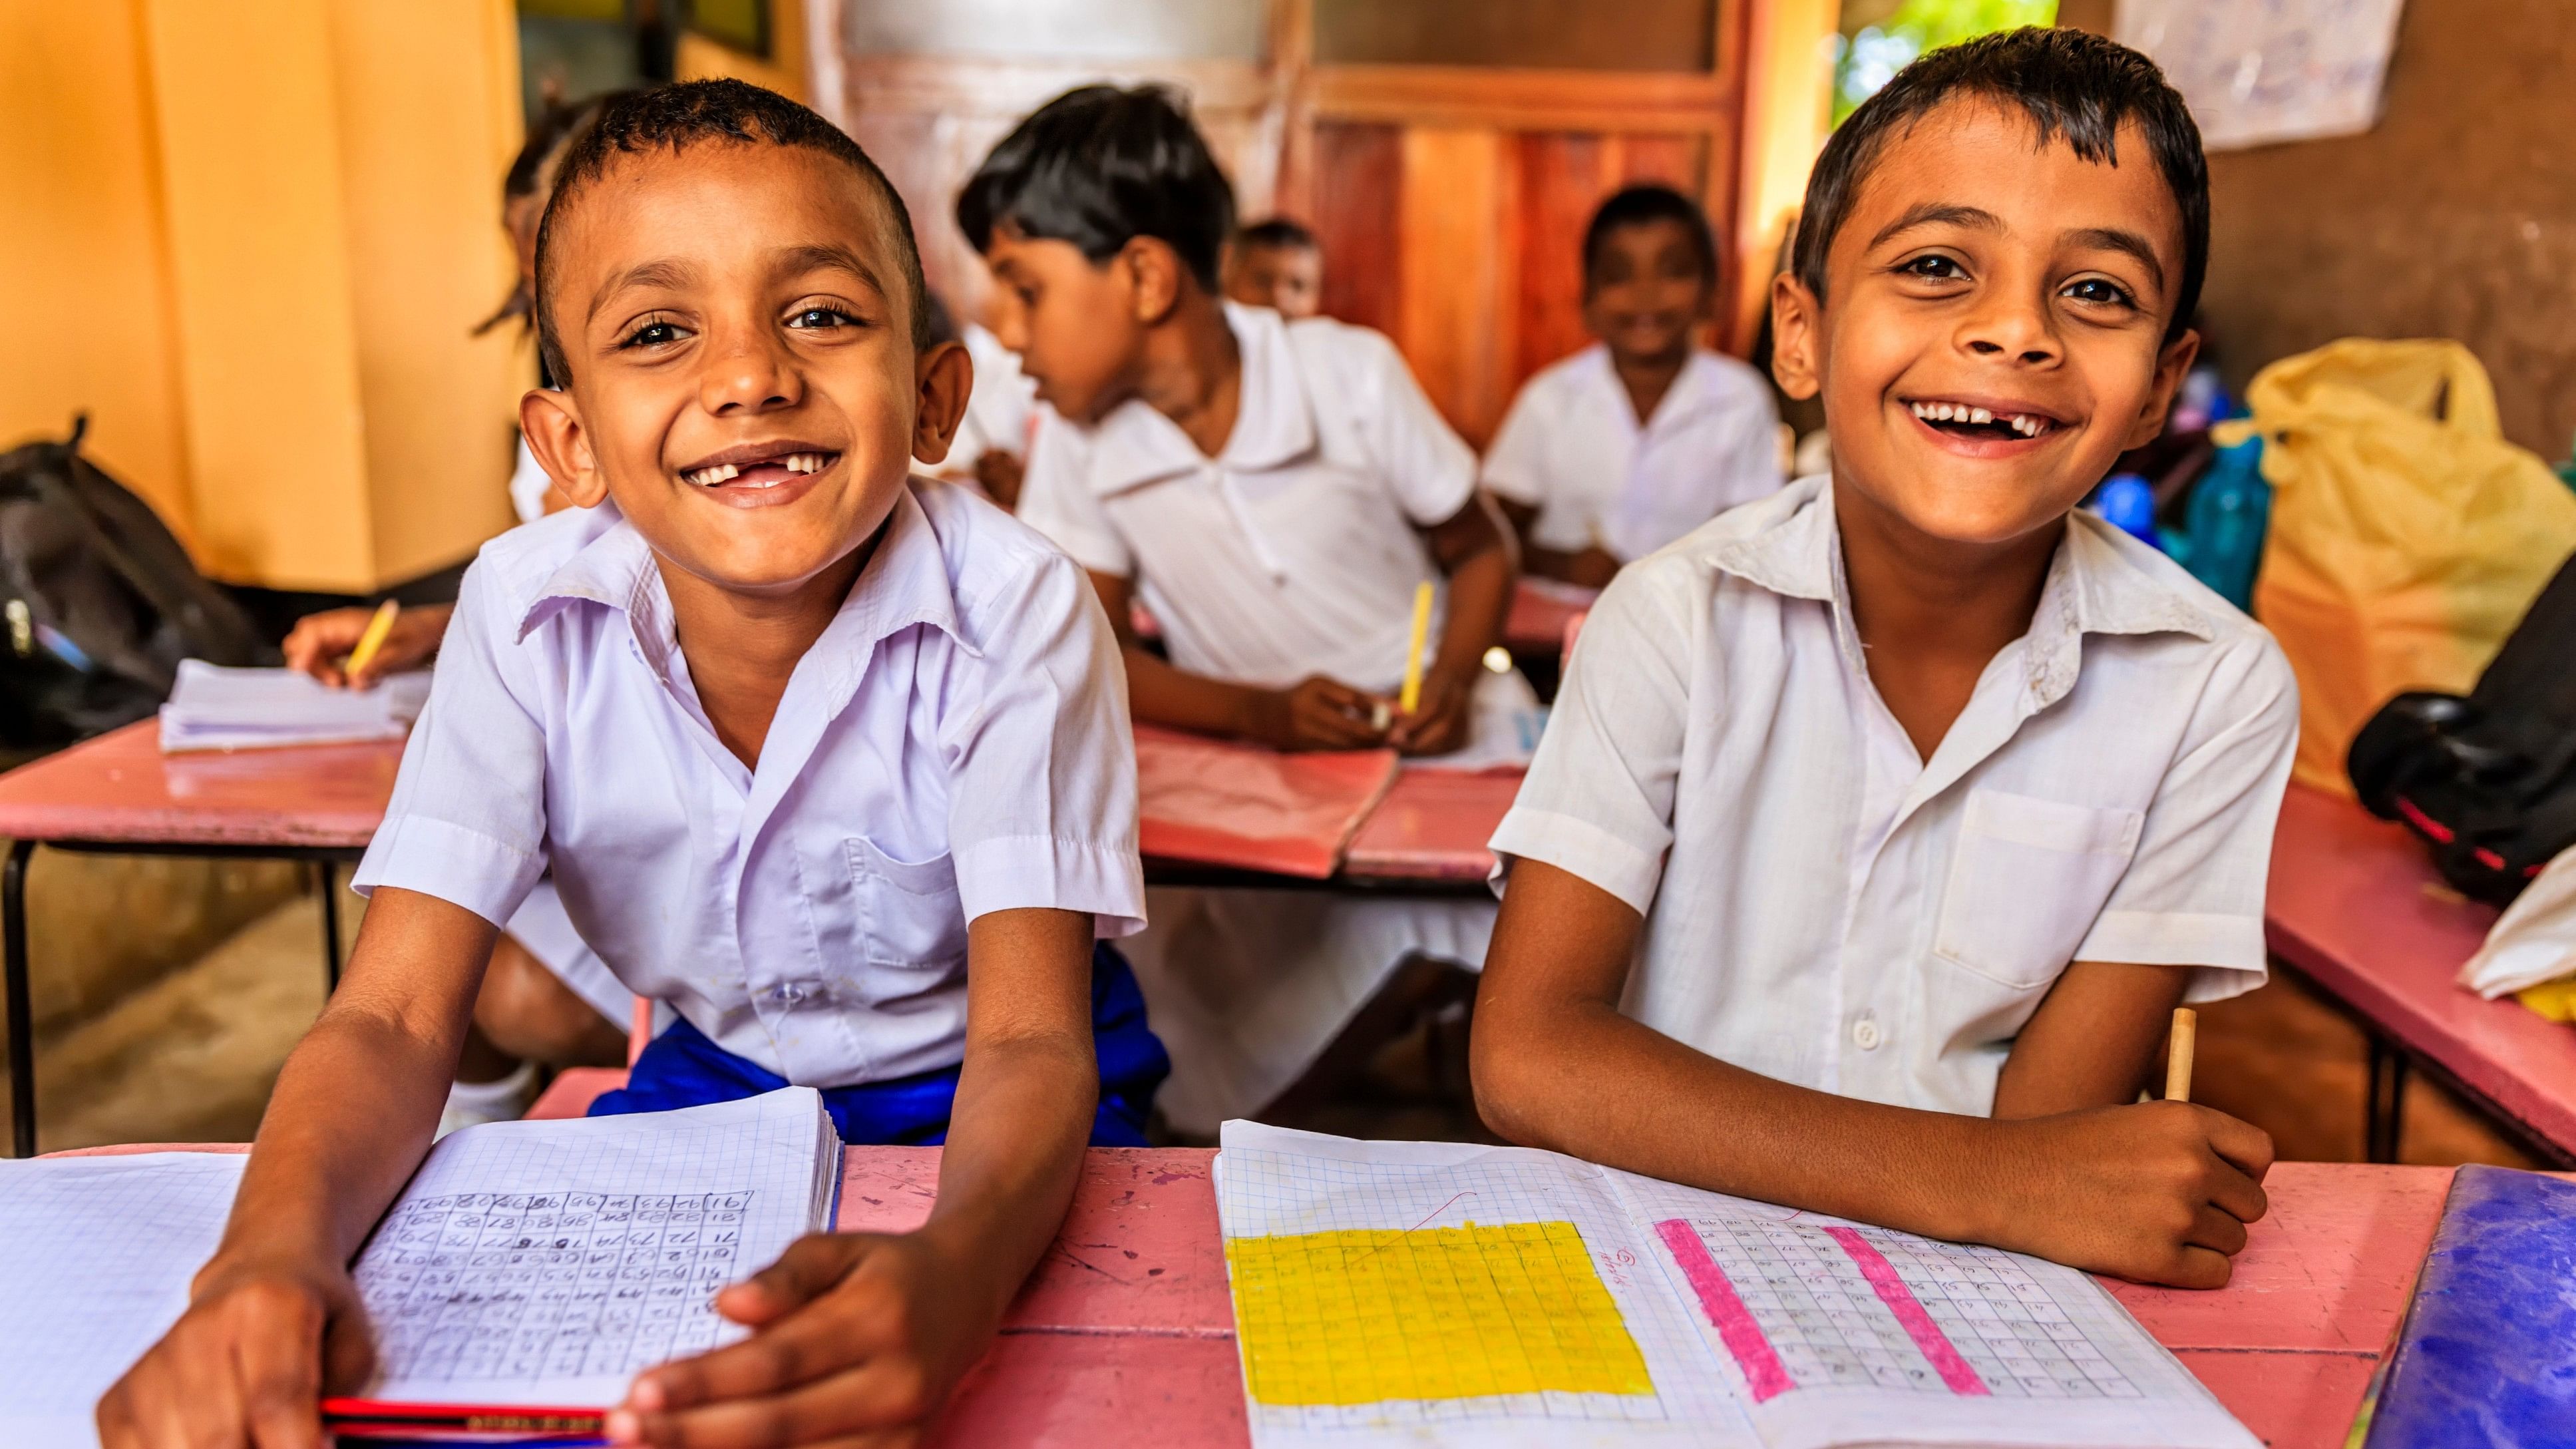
[
  {"x1": 2349, "y1": 548, "x2": 2576, "y2": 904},
  {"x1": 0, "y1": 418, "x2": 274, "y2": 749}
]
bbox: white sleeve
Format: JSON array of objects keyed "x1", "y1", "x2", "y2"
[
  {"x1": 1479, "y1": 377, "x2": 1553, "y2": 509},
  {"x1": 1723, "y1": 387, "x2": 1787, "y2": 503},
  {"x1": 1012, "y1": 412, "x2": 1133, "y2": 578},
  {"x1": 944, "y1": 548, "x2": 1146, "y2": 939},
  {"x1": 2073, "y1": 632, "x2": 2301, "y2": 1000},
  {"x1": 351, "y1": 559, "x2": 550, "y2": 927},
  {"x1": 1486, "y1": 562, "x2": 1698, "y2": 913},
  {"x1": 1349, "y1": 327, "x2": 1478, "y2": 526}
]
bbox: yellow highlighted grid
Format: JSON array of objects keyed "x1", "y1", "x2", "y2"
[{"x1": 1225, "y1": 1220, "x2": 1654, "y2": 1406}]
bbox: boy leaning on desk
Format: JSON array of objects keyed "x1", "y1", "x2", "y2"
[{"x1": 100, "y1": 81, "x2": 1165, "y2": 1449}]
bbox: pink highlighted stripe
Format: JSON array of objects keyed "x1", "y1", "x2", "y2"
[
  {"x1": 1653, "y1": 1219, "x2": 1794, "y2": 1402},
  {"x1": 1822, "y1": 1227, "x2": 1988, "y2": 1396}
]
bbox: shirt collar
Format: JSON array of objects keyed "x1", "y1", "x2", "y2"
[
  {"x1": 1704, "y1": 474, "x2": 2215, "y2": 706},
  {"x1": 518, "y1": 485, "x2": 973, "y2": 682},
  {"x1": 1084, "y1": 302, "x2": 1318, "y2": 497},
  {"x1": 1582, "y1": 343, "x2": 1738, "y2": 436}
]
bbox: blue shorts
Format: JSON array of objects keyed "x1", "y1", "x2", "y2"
[{"x1": 587, "y1": 943, "x2": 1169, "y2": 1147}]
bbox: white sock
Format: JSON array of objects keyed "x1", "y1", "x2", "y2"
[{"x1": 447, "y1": 1061, "x2": 538, "y2": 1110}]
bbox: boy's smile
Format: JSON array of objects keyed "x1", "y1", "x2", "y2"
[
  {"x1": 1772, "y1": 99, "x2": 2197, "y2": 551},
  {"x1": 523, "y1": 142, "x2": 964, "y2": 596}
]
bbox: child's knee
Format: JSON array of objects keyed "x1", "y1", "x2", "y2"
[{"x1": 476, "y1": 935, "x2": 623, "y2": 1066}]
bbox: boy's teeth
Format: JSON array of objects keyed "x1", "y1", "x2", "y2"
[
  {"x1": 1968, "y1": 407, "x2": 1992, "y2": 425},
  {"x1": 690, "y1": 463, "x2": 739, "y2": 485}
]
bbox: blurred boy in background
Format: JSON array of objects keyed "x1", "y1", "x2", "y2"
[{"x1": 1224, "y1": 216, "x2": 1324, "y2": 320}]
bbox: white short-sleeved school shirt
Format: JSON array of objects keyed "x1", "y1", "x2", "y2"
[
  {"x1": 1015, "y1": 303, "x2": 1479, "y2": 694},
  {"x1": 1489, "y1": 477, "x2": 2300, "y2": 1116},
  {"x1": 1483, "y1": 343, "x2": 1784, "y2": 562},
  {"x1": 353, "y1": 479, "x2": 1145, "y2": 1088}
]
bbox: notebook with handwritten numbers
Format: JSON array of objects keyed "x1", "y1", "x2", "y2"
[
  {"x1": 1215, "y1": 1122, "x2": 2257, "y2": 1449},
  {"x1": 319, "y1": 1088, "x2": 842, "y2": 1440}
]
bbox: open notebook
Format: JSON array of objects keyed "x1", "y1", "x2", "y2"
[
  {"x1": 157, "y1": 660, "x2": 433, "y2": 752},
  {"x1": 0, "y1": 1089, "x2": 840, "y2": 1447},
  {"x1": 1216, "y1": 1122, "x2": 2257, "y2": 1449}
]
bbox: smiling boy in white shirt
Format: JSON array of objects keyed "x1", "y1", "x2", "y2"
[
  {"x1": 1484, "y1": 184, "x2": 1784, "y2": 587},
  {"x1": 1474, "y1": 30, "x2": 2295, "y2": 1291},
  {"x1": 102, "y1": 81, "x2": 1157, "y2": 1449}
]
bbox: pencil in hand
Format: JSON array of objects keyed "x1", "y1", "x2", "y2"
[
  {"x1": 1398, "y1": 581, "x2": 1433, "y2": 716},
  {"x1": 2163, "y1": 1007, "x2": 2197, "y2": 1103},
  {"x1": 343, "y1": 600, "x2": 401, "y2": 681}
]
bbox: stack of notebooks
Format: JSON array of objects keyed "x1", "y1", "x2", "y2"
[
  {"x1": 0, "y1": 1089, "x2": 842, "y2": 1446},
  {"x1": 157, "y1": 660, "x2": 435, "y2": 753}
]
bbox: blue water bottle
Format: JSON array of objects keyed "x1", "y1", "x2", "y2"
[
  {"x1": 2158, "y1": 435, "x2": 2269, "y2": 612},
  {"x1": 2090, "y1": 472, "x2": 2159, "y2": 545}
]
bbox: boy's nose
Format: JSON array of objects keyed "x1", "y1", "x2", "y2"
[
  {"x1": 700, "y1": 331, "x2": 802, "y2": 414},
  {"x1": 1958, "y1": 294, "x2": 2060, "y2": 367}
]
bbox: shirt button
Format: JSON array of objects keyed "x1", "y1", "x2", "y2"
[{"x1": 1852, "y1": 1018, "x2": 1883, "y2": 1051}]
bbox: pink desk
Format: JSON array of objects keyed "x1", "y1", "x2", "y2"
[
  {"x1": 1503, "y1": 578, "x2": 1599, "y2": 656},
  {"x1": 65, "y1": 1139, "x2": 2439, "y2": 1448},
  {"x1": 2265, "y1": 783, "x2": 2576, "y2": 1165},
  {"x1": 1342, "y1": 768, "x2": 1519, "y2": 883},
  {"x1": 0, "y1": 721, "x2": 403, "y2": 1155}
]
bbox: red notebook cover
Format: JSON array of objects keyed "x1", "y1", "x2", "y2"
[{"x1": 1135, "y1": 725, "x2": 1399, "y2": 879}]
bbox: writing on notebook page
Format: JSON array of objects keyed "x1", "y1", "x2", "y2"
[
  {"x1": 360, "y1": 1189, "x2": 755, "y2": 1383},
  {"x1": 1654, "y1": 1217, "x2": 2141, "y2": 1402}
]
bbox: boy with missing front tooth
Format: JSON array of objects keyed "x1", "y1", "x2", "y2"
[
  {"x1": 1473, "y1": 29, "x2": 2298, "y2": 1290},
  {"x1": 102, "y1": 81, "x2": 1163, "y2": 1448}
]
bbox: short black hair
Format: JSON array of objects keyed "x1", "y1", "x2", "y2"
[
  {"x1": 1582, "y1": 184, "x2": 1718, "y2": 292},
  {"x1": 956, "y1": 85, "x2": 1236, "y2": 292},
  {"x1": 533, "y1": 79, "x2": 930, "y2": 384},
  {"x1": 1237, "y1": 216, "x2": 1318, "y2": 254},
  {"x1": 1792, "y1": 27, "x2": 2207, "y2": 343}
]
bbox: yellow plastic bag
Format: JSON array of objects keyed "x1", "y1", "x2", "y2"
[{"x1": 2218, "y1": 339, "x2": 2576, "y2": 795}]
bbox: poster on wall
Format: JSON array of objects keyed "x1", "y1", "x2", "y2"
[{"x1": 2116, "y1": 0, "x2": 2407, "y2": 150}]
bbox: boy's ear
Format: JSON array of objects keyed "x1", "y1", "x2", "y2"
[
  {"x1": 2124, "y1": 327, "x2": 2203, "y2": 450},
  {"x1": 520, "y1": 389, "x2": 610, "y2": 509},
  {"x1": 1121, "y1": 237, "x2": 1186, "y2": 326},
  {"x1": 1768, "y1": 272, "x2": 1824, "y2": 402},
  {"x1": 910, "y1": 340, "x2": 972, "y2": 467}
]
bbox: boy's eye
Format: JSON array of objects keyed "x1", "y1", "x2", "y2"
[
  {"x1": 786, "y1": 306, "x2": 856, "y2": 330},
  {"x1": 1899, "y1": 254, "x2": 1964, "y2": 280},
  {"x1": 620, "y1": 318, "x2": 687, "y2": 349},
  {"x1": 2062, "y1": 278, "x2": 2135, "y2": 307}
]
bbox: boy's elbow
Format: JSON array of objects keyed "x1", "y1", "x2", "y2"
[{"x1": 1467, "y1": 999, "x2": 1553, "y2": 1147}]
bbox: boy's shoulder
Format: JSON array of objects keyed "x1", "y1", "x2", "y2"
[
  {"x1": 1277, "y1": 310, "x2": 1407, "y2": 380},
  {"x1": 901, "y1": 474, "x2": 1100, "y2": 645},
  {"x1": 1511, "y1": 343, "x2": 1613, "y2": 407},
  {"x1": 463, "y1": 501, "x2": 628, "y2": 622},
  {"x1": 1686, "y1": 347, "x2": 1777, "y2": 409}
]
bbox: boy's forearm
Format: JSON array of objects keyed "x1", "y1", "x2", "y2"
[
  {"x1": 1121, "y1": 644, "x2": 1270, "y2": 739},
  {"x1": 915, "y1": 1030, "x2": 1095, "y2": 1324},
  {"x1": 202, "y1": 890, "x2": 491, "y2": 1284},
  {"x1": 1428, "y1": 540, "x2": 1513, "y2": 683},
  {"x1": 1478, "y1": 996, "x2": 2014, "y2": 1246}
]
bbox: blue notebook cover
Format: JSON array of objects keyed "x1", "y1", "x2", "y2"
[{"x1": 2363, "y1": 1163, "x2": 2576, "y2": 1447}]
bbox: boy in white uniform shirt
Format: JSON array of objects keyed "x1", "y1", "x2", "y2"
[
  {"x1": 1472, "y1": 32, "x2": 2293, "y2": 1291},
  {"x1": 105, "y1": 83, "x2": 1160, "y2": 1449},
  {"x1": 1484, "y1": 185, "x2": 1783, "y2": 588},
  {"x1": 963, "y1": 85, "x2": 1530, "y2": 1134}
]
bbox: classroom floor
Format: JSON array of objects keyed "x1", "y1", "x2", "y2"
[{"x1": 17, "y1": 893, "x2": 2551, "y2": 1169}]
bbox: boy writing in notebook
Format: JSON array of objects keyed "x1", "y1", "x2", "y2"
[
  {"x1": 1483, "y1": 184, "x2": 1783, "y2": 588},
  {"x1": 1474, "y1": 29, "x2": 2294, "y2": 1290},
  {"x1": 102, "y1": 81, "x2": 1160, "y2": 1448},
  {"x1": 962, "y1": 86, "x2": 1524, "y2": 1133}
]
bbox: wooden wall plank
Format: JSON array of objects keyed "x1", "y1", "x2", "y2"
[
  {"x1": 1310, "y1": 120, "x2": 1403, "y2": 335},
  {"x1": 1396, "y1": 126, "x2": 1508, "y2": 443}
]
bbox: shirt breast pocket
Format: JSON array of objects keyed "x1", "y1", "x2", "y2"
[
  {"x1": 1932, "y1": 791, "x2": 2143, "y2": 990},
  {"x1": 845, "y1": 837, "x2": 970, "y2": 970}
]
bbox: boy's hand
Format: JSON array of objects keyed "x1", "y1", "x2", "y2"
[
  {"x1": 282, "y1": 604, "x2": 449, "y2": 688},
  {"x1": 97, "y1": 1253, "x2": 376, "y2": 1449},
  {"x1": 1990, "y1": 1101, "x2": 2274, "y2": 1289},
  {"x1": 1388, "y1": 669, "x2": 1474, "y2": 756},
  {"x1": 1250, "y1": 676, "x2": 1392, "y2": 751},
  {"x1": 611, "y1": 1230, "x2": 992, "y2": 1448}
]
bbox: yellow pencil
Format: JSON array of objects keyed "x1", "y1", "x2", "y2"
[
  {"x1": 344, "y1": 599, "x2": 400, "y2": 679},
  {"x1": 2163, "y1": 1007, "x2": 2197, "y2": 1102},
  {"x1": 1398, "y1": 581, "x2": 1434, "y2": 715}
]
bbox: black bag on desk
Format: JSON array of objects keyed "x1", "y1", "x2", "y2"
[
  {"x1": 2349, "y1": 548, "x2": 2576, "y2": 905},
  {"x1": 0, "y1": 417, "x2": 274, "y2": 749}
]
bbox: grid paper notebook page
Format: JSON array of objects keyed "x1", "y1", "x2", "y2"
[
  {"x1": 1216, "y1": 1123, "x2": 2257, "y2": 1449},
  {"x1": 351, "y1": 1087, "x2": 838, "y2": 1409},
  {"x1": 0, "y1": 1151, "x2": 248, "y2": 1449}
]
